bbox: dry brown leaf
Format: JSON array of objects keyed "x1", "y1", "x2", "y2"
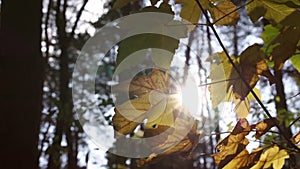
[
  {"x1": 208, "y1": 0, "x2": 240, "y2": 26},
  {"x1": 138, "y1": 120, "x2": 199, "y2": 166},
  {"x1": 291, "y1": 132, "x2": 300, "y2": 144},
  {"x1": 213, "y1": 118, "x2": 251, "y2": 168},
  {"x1": 251, "y1": 118, "x2": 279, "y2": 139}
]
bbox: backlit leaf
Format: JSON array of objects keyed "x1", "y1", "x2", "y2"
[
  {"x1": 247, "y1": 0, "x2": 298, "y2": 25},
  {"x1": 222, "y1": 147, "x2": 264, "y2": 169},
  {"x1": 251, "y1": 118, "x2": 279, "y2": 139},
  {"x1": 291, "y1": 132, "x2": 300, "y2": 144},
  {"x1": 113, "y1": 69, "x2": 181, "y2": 136},
  {"x1": 213, "y1": 118, "x2": 251, "y2": 168},
  {"x1": 207, "y1": 0, "x2": 240, "y2": 26},
  {"x1": 138, "y1": 121, "x2": 199, "y2": 166},
  {"x1": 175, "y1": 0, "x2": 207, "y2": 30},
  {"x1": 234, "y1": 98, "x2": 250, "y2": 118},
  {"x1": 208, "y1": 44, "x2": 274, "y2": 110},
  {"x1": 113, "y1": 68, "x2": 199, "y2": 165},
  {"x1": 116, "y1": 3, "x2": 187, "y2": 68},
  {"x1": 290, "y1": 54, "x2": 300, "y2": 72},
  {"x1": 250, "y1": 145, "x2": 289, "y2": 169}
]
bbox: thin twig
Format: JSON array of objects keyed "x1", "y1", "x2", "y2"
[
  {"x1": 199, "y1": 77, "x2": 240, "y2": 87},
  {"x1": 287, "y1": 92, "x2": 300, "y2": 100},
  {"x1": 194, "y1": 0, "x2": 300, "y2": 152},
  {"x1": 71, "y1": 0, "x2": 89, "y2": 38},
  {"x1": 289, "y1": 116, "x2": 300, "y2": 129},
  {"x1": 44, "y1": 0, "x2": 53, "y2": 61}
]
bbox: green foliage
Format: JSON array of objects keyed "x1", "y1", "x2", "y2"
[{"x1": 291, "y1": 54, "x2": 300, "y2": 72}]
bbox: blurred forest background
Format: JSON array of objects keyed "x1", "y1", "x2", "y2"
[{"x1": 1, "y1": 0, "x2": 299, "y2": 169}]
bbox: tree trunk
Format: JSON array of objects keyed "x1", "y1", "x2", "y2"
[{"x1": 0, "y1": 0, "x2": 43, "y2": 168}]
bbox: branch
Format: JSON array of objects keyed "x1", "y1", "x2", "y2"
[
  {"x1": 43, "y1": 0, "x2": 53, "y2": 61},
  {"x1": 289, "y1": 116, "x2": 300, "y2": 129},
  {"x1": 71, "y1": 0, "x2": 89, "y2": 38}
]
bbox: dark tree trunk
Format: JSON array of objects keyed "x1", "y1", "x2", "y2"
[{"x1": 0, "y1": 0, "x2": 43, "y2": 168}]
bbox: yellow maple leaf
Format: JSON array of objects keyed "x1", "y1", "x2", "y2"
[{"x1": 250, "y1": 145, "x2": 289, "y2": 169}]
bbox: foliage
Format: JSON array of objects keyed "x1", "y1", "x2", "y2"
[{"x1": 112, "y1": 0, "x2": 300, "y2": 168}]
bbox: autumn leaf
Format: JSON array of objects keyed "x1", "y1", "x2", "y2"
[
  {"x1": 247, "y1": 0, "x2": 299, "y2": 25},
  {"x1": 234, "y1": 98, "x2": 250, "y2": 118},
  {"x1": 213, "y1": 118, "x2": 251, "y2": 168},
  {"x1": 113, "y1": 69, "x2": 199, "y2": 165},
  {"x1": 291, "y1": 132, "x2": 300, "y2": 144},
  {"x1": 230, "y1": 44, "x2": 274, "y2": 98},
  {"x1": 251, "y1": 118, "x2": 279, "y2": 139},
  {"x1": 138, "y1": 121, "x2": 199, "y2": 166},
  {"x1": 207, "y1": 0, "x2": 240, "y2": 26},
  {"x1": 213, "y1": 119, "x2": 288, "y2": 169},
  {"x1": 222, "y1": 147, "x2": 264, "y2": 169},
  {"x1": 175, "y1": 0, "x2": 203, "y2": 30},
  {"x1": 113, "y1": 69, "x2": 181, "y2": 136},
  {"x1": 208, "y1": 51, "x2": 236, "y2": 108},
  {"x1": 208, "y1": 44, "x2": 273, "y2": 116},
  {"x1": 250, "y1": 145, "x2": 289, "y2": 169}
]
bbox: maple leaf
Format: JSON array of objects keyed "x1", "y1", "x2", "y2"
[
  {"x1": 213, "y1": 118, "x2": 251, "y2": 168},
  {"x1": 175, "y1": 0, "x2": 203, "y2": 30},
  {"x1": 208, "y1": 44, "x2": 273, "y2": 117},
  {"x1": 222, "y1": 147, "x2": 264, "y2": 169},
  {"x1": 138, "y1": 121, "x2": 199, "y2": 166},
  {"x1": 113, "y1": 69, "x2": 199, "y2": 165},
  {"x1": 207, "y1": 0, "x2": 240, "y2": 26},
  {"x1": 116, "y1": 2, "x2": 187, "y2": 69},
  {"x1": 250, "y1": 145, "x2": 289, "y2": 169},
  {"x1": 234, "y1": 98, "x2": 250, "y2": 118},
  {"x1": 113, "y1": 69, "x2": 181, "y2": 136},
  {"x1": 212, "y1": 119, "x2": 289, "y2": 169}
]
